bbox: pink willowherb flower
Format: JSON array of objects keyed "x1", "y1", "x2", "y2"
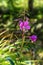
[
  {"x1": 29, "y1": 35, "x2": 37, "y2": 42},
  {"x1": 19, "y1": 20, "x2": 30, "y2": 32}
]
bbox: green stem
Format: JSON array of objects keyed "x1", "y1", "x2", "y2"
[{"x1": 21, "y1": 32, "x2": 25, "y2": 52}]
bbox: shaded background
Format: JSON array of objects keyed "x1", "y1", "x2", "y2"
[{"x1": 0, "y1": 0, "x2": 43, "y2": 65}]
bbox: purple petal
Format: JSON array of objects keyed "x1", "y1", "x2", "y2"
[
  {"x1": 24, "y1": 20, "x2": 29, "y2": 26},
  {"x1": 19, "y1": 21, "x2": 23, "y2": 26},
  {"x1": 19, "y1": 21, "x2": 24, "y2": 30},
  {"x1": 19, "y1": 20, "x2": 30, "y2": 31},
  {"x1": 29, "y1": 35, "x2": 37, "y2": 42},
  {"x1": 26, "y1": 25, "x2": 31, "y2": 30}
]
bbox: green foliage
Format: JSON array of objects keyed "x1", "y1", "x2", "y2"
[{"x1": 0, "y1": 0, "x2": 43, "y2": 65}]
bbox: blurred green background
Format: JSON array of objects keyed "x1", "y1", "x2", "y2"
[{"x1": 0, "y1": 0, "x2": 43, "y2": 65}]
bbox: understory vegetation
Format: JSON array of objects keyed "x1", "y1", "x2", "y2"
[{"x1": 0, "y1": 0, "x2": 43, "y2": 65}]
